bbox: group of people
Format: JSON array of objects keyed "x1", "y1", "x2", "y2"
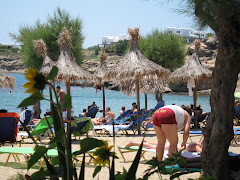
[{"x1": 120, "y1": 102, "x2": 138, "y2": 115}]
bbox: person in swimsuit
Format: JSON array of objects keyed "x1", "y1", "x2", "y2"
[{"x1": 146, "y1": 105, "x2": 192, "y2": 161}]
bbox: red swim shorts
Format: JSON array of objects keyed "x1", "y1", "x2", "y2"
[{"x1": 152, "y1": 108, "x2": 176, "y2": 126}]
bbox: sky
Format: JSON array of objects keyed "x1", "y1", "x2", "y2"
[{"x1": 0, "y1": 0, "x2": 202, "y2": 48}]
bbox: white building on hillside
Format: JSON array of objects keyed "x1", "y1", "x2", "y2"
[
  {"x1": 167, "y1": 27, "x2": 207, "y2": 39},
  {"x1": 101, "y1": 34, "x2": 130, "y2": 47}
]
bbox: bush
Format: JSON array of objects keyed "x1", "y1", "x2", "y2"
[
  {"x1": 139, "y1": 29, "x2": 186, "y2": 71},
  {"x1": 115, "y1": 39, "x2": 129, "y2": 54},
  {"x1": 10, "y1": 8, "x2": 84, "y2": 69}
]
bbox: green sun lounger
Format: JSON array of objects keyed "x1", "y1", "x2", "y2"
[
  {"x1": 0, "y1": 146, "x2": 97, "y2": 169},
  {"x1": 18, "y1": 116, "x2": 54, "y2": 145},
  {"x1": 118, "y1": 146, "x2": 148, "y2": 162},
  {"x1": 0, "y1": 147, "x2": 57, "y2": 168}
]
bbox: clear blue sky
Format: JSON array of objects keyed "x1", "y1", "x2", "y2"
[{"x1": 0, "y1": 0, "x2": 201, "y2": 48}]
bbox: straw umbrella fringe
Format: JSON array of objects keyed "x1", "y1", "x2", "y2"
[
  {"x1": 104, "y1": 27, "x2": 170, "y2": 134},
  {"x1": 0, "y1": 73, "x2": 15, "y2": 89},
  {"x1": 119, "y1": 76, "x2": 169, "y2": 95},
  {"x1": 119, "y1": 76, "x2": 169, "y2": 110},
  {"x1": 93, "y1": 50, "x2": 108, "y2": 117}
]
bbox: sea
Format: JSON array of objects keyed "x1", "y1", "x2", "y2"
[{"x1": 1, "y1": 73, "x2": 211, "y2": 118}]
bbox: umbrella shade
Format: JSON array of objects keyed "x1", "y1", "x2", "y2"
[
  {"x1": 93, "y1": 51, "x2": 108, "y2": 117},
  {"x1": 0, "y1": 73, "x2": 15, "y2": 89},
  {"x1": 55, "y1": 27, "x2": 93, "y2": 83},
  {"x1": 33, "y1": 39, "x2": 55, "y2": 76},
  {"x1": 169, "y1": 53, "x2": 212, "y2": 83},
  {"x1": 235, "y1": 92, "x2": 240, "y2": 99}
]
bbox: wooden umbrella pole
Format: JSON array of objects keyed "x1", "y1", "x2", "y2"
[
  {"x1": 145, "y1": 93, "x2": 147, "y2": 111},
  {"x1": 193, "y1": 80, "x2": 197, "y2": 110},
  {"x1": 136, "y1": 79, "x2": 141, "y2": 134},
  {"x1": 65, "y1": 79, "x2": 73, "y2": 178},
  {"x1": 193, "y1": 79, "x2": 198, "y2": 128},
  {"x1": 66, "y1": 80, "x2": 71, "y2": 120},
  {"x1": 102, "y1": 84, "x2": 106, "y2": 117}
]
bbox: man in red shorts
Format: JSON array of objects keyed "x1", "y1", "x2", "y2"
[{"x1": 147, "y1": 105, "x2": 192, "y2": 161}]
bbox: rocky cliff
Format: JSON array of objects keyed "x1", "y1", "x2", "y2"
[{"x1": 0, "y1": 54, "x2": 25, "y2": 73}]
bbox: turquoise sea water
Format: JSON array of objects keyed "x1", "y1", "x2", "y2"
[{"x1": 1, "y1": 73, "x2": 211, "y2": 117}]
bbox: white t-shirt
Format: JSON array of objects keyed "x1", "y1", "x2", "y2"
[{"x1": 163, "y1": 105, "x2": 185, "y2": 131}]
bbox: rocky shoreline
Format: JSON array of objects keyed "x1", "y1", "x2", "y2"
[{"x1": 2, "y1": 37, "x2": 235, "y2": 95}]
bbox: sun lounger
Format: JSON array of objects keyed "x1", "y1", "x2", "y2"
[
  {"x1": 0, "y1": 112, "x2": 20, "y2": 145},
  {"x1": 18, "y1": 116, "x2": 54, "y2": 145},
  {"x1": 181, "y1": 131, "x2": 204, "y2": 143},
  {"x1": 118, "y1": 145, "x2": 201, "y2": 163},
  {"x1": 71, "y1": 117, "x2": 93, "y2": 137},
  {"x1": 93, "y1": 122, "x2": 133, "y2": 136},
  {"x1": 86, "y1": 106, "x2": 98, "y2": 118},
  {"x1": 118, "y1": 146, "x2": 148, "y2": 162}
]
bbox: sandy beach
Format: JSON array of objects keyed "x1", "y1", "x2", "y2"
[{"x1": 0, "y1": 128, "x2": 239, "y2": 180}]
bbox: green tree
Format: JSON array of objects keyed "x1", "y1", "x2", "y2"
[
  {"x1": 178, "y1": 1, "x2": 240, "y2": 179},
  {"x1": 10, "y1": 8, "x2": 84, "y2": 69},
  {"x1": 114, "y1": 39, "x2": 130, "y2": 54},
  {"x1": 139, "y1": 29, "x2": 186, "y2": 71}
]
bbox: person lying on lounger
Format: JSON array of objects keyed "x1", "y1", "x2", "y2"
[
  {"x1": 125, "y1": 140, "x2": 202, "y2": 152},
  {"x1": 125, "y1": 140, "x2": 203, "y2": 168},
  {"x1": 92, "y1": 107, "x2": 115, "y2": 125}
]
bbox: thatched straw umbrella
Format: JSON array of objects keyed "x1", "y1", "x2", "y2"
[
  {"x1": 93, "y1": 50, "x2": 108, "y2": 117},
  {"x1": 169, "y1": 50, "x2": 212, "y2": 128},
  {"x1": 119, "y1": 75, "x2": 169, "y2": 110},
  {"x1": 55, "y1": 27, "x2": 93, "y2": 119},
  {"x1": 33, "y1": 39, "x2": 56, "y2": 119},
  {"x1": 104, "y1": 27, "x2": 170, "y2": 134},
  {"x1": 0, "y1": 73, "x2": 15, "y2": 89},
  {"x1": 33, "y1": 39, "x2": 55, "y2": 75}
]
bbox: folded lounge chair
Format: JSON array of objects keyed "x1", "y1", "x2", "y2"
[
  {"x1": 86, "y1": 106, "x2": 98, "y2": 118},
  {"x1": 18, "y1": 110, "x2": 33, "y2": 131},
  {"x1": 0, "y1": 112, "x2": 19, "y2": 145},
  {"x1": 71, "y1": 117, "x2": 93, "y2": 137},
  {"x1": 18, "y1": 116, "x2": 54, "y2": 145}
]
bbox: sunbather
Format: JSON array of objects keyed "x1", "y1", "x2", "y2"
[
  {"x1": 92, "y1": 107, "x2": 115, "y2": 125},
  {"x1": 120, "y1": 106, "x2": 125, "y2": 115},
  {"x1": 146, "y1": 105, "x2": 192, "y2": 161},
  {"x1": 79, "y1": 109, "x2": 87, "y2": 117},
  {"x1": 125, "y1": 140, "x2": 202, "y2": 152}
]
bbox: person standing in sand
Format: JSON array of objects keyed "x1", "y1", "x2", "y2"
[
  {"x1": 146, "y1": 105, "x2": 192, "y2": 161},
  {"x1": 56, "y1": 86, "x2": 66, "y2": 104}
]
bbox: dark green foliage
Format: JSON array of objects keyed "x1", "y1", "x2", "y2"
[
  {"x1": 95, "y1": 46, "x2": 101, "y2": 55},
  {"x1": 139, "y1": 29, "x2": 186, "y2": 71},
  {"x1": 105, "y1": 46, "x2": 115, "y2": 53},
  {"x1": 115, "y1": 39, "x2": 129, "y2": 54},
  {"x1": 10, "y1": 8, "x2": 84, "y2": 69}
]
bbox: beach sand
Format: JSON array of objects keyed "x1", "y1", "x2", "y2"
[{"x1": 0, "y1": 128, "x2": 239, "y2": 180}]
